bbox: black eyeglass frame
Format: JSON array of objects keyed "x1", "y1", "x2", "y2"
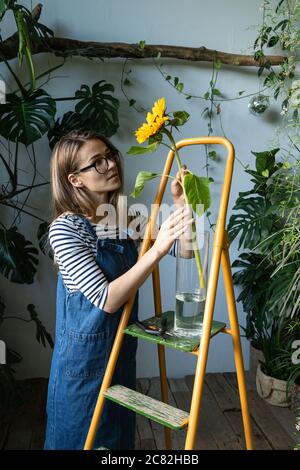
[{"x1": 74, "y1": 149, "x2": 118, "y2": 175}]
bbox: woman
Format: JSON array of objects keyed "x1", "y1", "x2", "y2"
[{"x1": 44, "y1": 130, "x2": 193, "y2": 450}]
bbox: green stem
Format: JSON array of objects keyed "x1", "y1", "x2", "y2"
[{"x1": 164, "y1": 128, "x2": 206, "y2": 290}]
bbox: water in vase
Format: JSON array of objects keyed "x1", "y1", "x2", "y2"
[{"x1": 174, "y1": 292, "x2": 205, "y2": 337}]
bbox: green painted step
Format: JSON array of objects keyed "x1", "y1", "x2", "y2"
[
  {"x1": 124, "y1": 310, "x2": 226, "y2": 353},
  {"x1": 104, "y1": 385, "x2": 189, "y2": 430}
]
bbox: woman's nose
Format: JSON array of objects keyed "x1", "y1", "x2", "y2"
[{"x1": 108, "y1": 158, "x2": 116, "y2": 170}]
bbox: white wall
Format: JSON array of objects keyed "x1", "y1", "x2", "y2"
[{"x1": 0, "y1": 0, "x2": 283, "y2": 379}]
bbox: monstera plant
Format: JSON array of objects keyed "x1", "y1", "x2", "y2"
[{"x1": 0, "y1": 0, "x2": 120, "y2": 405}]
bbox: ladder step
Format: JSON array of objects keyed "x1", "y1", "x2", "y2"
[
  {"x1": 104, "y1": 385, "x2": 189, "y2": 430},
  {"x1": 124, "y1": 310, "x2": 226, "y2": 353}
]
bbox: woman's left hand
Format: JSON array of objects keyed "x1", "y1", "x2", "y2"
[{"x1": 171, "y1": 164, "x2": 190, "y2": 207}]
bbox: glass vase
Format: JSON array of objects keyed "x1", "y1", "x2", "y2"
[{"x1": 173, "y1": 230, "x2": 209, "y2": 338}]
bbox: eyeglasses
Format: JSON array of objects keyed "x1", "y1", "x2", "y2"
[{"x1": 74, "y1": 149, "x2": 118, "y2": 175}]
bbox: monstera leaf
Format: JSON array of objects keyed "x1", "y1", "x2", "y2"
[
  {"x1": 228, "y1": 195, "x2": 274, "y2": 249},
  {"x1": 0, "y1": 89, "x2": 56, "y2": 146},
  {"x1": 0, "y1": 226, "x2": 39, "y2": 283},
  {"x1": 75, "y1": 80, "x2": 119, "y2": 136},
  {"x1": 47, "y1": 111, "x2": 83, "y2": 149}
]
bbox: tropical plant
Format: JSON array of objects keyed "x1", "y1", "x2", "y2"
[
  {"x1": 0, "y1": 0, "x2": 121, "y2": 402},
  {"x1": 228, "y1": 148, "x2": 300, "y2": 351}
]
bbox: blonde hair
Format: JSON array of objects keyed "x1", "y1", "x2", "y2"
[{"x1": 49, "y1": 129, "x2": 124, "y2": 225}]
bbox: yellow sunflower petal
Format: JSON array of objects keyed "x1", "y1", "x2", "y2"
[
  {"x1": 152, "y1": 97, "x2": 166, "y2": 118},
  {"x1": 135, "y1": 123, "x2": 153, "y2": 144},
  {"x1": 146, "y1": 112, "x2": 155, "y2": 125}
]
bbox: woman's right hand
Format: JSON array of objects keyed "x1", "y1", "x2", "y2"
[{"x1": 152, "y1": 206, "x2": 194, "y2": 259}]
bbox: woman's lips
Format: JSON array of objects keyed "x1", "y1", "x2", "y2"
[{"x1": 107, "y1": 174, "x2": 118, "y2": 180}]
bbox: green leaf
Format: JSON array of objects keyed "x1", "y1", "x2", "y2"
[
  {"x1": 238, "y1": 90, "x2": 245, "y2": 96},
  {"x1": 208, "y1": 150, "x2": 218, "y2": 161},
  {"x1": 214, "y1": 59, "x2": 222, "y2": 70},
  {"x1": 0, "y1": 89, "x2": 56, "y2": 146},
  {"x1": 212, "y1": 88, "x2": 221, "y2": 96},
  {"x1": 267, "y1": 36, "x2": 279, "y2": 47},
  {"x1": 174, "y1": 77, "x2": 179, "y2": 87},
  {"x1": 47, "y1": 111, "x2": 82, "y2": 149},
  {"x1": 129, "y1": 99, "x2": 136, "y2": 107},
  {"x1": 228, "y1": 196, "x2": 274, "y2": 249},
  {"x1": 0, "y1": 0, "x2": 14, "y2": 19},
  {"x1": 123, "y1": 78, "x2": 131, "y2": 86},
  {"x1": 261, "y1": 169, "x2": 269, "y2": 177},
  {"x1": 75, "y1": 80, "x2": 119, "y2": 137},
  {"x1": 138, "y1": 40, "x2": 146, "y2": 49},
  {"x1": 176, "y1": 83, "x2": 184, "y2": 93},
  {"x1": 130, "y1": 171, "x2": 160, "y2": 198},
  {"x1": 183, "y1": 174, "x2": 212, "y2": 215},
  {"x1": 127, "y1": 142, "x2": 159, "y2": 155},
  {"x1": 0, "y1": 226, "x2": 39, "y2": 284},
  {"x1": 203, "y1": 91, "x2": 210, "y2": 100},
  {"x1": 251, "y1": 148, "x2": 279, "y2": 175},
  {"x1": 168, "y1": 110, "x2": 189, "y2": 127}
]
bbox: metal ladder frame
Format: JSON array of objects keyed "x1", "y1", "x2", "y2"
[{"x1": 84, "y1": 136, "x2": 254, "y2": 450}]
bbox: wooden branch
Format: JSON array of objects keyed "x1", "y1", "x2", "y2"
[{"x1": 0, "y1": 2, "x2": 285, "y2": 67}]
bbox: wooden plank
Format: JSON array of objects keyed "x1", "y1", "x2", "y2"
[
  {"x1": 104, "y1": 384, "x2": 189, "y2": 430},
  {"x1": 265, "y1": 403, "x2": 297, "y2": 444},
  {"x1": 224, "y1": 372, "x2": 295, "y2": 450},
  {"x1": 224, "y1": 372, "x2": 297, "y2": 442},
  {"x1": 184, "y1": 375, "x2": 241, "y2": 450},
  {"x1": 136, "y1": 379, "x2": 157, "y2": 450},
  {"x1": 124, "y1": 311, "x2": 226, "y2": 353},
  {"x1": 176, "y1": 376, "x2": 219, "y2": 450},
  {"x1": 147, "y1": 376, "x2": 185, "y2": 451},
  {"x1": 206, "y1": 373, "x2": 272, "y2": 450}
]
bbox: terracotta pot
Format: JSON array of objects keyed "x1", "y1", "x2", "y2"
[{"x1": 256, "y1": 363, "x2": 291, "y2": 407}]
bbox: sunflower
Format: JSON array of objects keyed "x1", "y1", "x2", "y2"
[{"x1": 135, "y1": 97, "x2": 168, "y2": 144}]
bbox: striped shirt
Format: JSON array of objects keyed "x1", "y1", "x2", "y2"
[{"x1": 49, "y1": 210, "x2": 177, "y2": 311}]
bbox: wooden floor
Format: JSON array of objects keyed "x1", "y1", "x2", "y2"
[{"x1": 0, "y1": 373, "x2": 297, "y2": 450}]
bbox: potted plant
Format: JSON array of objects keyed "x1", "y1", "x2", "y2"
[
  {"x1": 255, "y1": 319, "x2": 300, "y2": 407},
  {"x1": 228, "y1": 149, "x2": 300, "y2": 406}
]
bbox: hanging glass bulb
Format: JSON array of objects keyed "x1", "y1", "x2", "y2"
[{"x1": 248, "y1": 94, "x2": 270, "y2": 115}]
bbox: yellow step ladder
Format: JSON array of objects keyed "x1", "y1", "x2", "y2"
[{"x1": 84, "y1": 136, "x2": 254, "y2": 450}]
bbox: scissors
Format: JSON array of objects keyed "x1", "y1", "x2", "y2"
[{"x1": 134, "y1": 318, "x2": 173, "y2": 340}]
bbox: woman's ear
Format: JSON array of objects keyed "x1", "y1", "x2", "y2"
[{"x1": 68, "y1": 173, "x2": 84, "y2": 188}]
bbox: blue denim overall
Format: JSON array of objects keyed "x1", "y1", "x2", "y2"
[{"x1": 44, "y1": 214, "x2": 139, "y2": 450}]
